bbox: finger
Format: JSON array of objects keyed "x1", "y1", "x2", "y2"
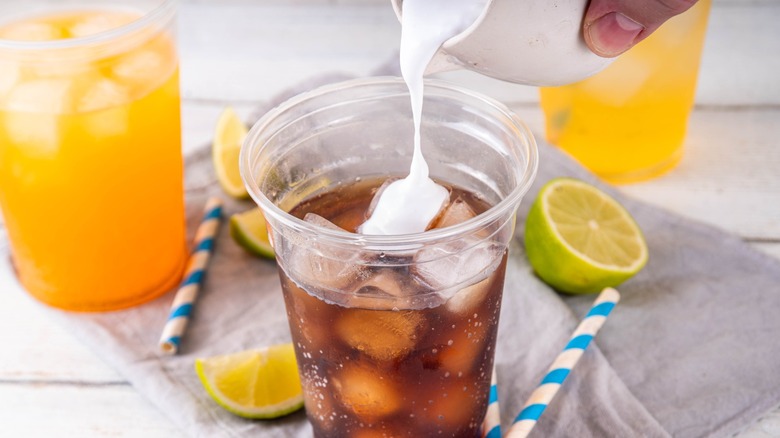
[{"x1": 583, "y1": 0, "x2": 698, "y2": 57}]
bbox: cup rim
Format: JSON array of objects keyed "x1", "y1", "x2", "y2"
[
  {"x1": 240, "y1": 76, "x2": 538, "y2": 250},
  {"x1": 0, "y1": 0, "x2": 176, "y2": 50}
]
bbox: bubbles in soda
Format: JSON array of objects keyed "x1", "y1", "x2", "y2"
[{"x1": 279, "y1": 177, "x2": 508, "y2": 437}]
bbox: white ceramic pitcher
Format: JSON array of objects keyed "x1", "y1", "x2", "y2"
[{"x1": 391, "y1": 0, "x2": 614, "y2": 86}]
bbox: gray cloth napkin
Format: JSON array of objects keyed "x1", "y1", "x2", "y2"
[{"x1": 16, "y1": 73, "x2": 780, "y2": 438}]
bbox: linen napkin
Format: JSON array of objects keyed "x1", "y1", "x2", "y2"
[{"x1": 8, "y1": 72, "x2": 780, "y2": 437}]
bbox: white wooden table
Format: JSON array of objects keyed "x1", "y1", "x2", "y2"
[{"x1": 1, "y1": 0, "x2": 779, "y2": 436}]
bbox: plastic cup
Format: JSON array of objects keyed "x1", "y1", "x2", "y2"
[
  {"x1": 539, "y1": 0, "x2": 712, "y2": 183},
  {"x1": 0, "y1": 0, "x2": 186, "y2": 311},
  {"x1": 241, "y1": 77, "x2": 537, "y2": 436}
]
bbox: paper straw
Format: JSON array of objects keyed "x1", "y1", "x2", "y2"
[
  {"x1": 159, "y1": 197, "x2": 223, "y2": 355},
  {"x1": 481, "y1": 367, "x2": 502, "y2": 438},
  {"x1": 505, "y1": 287, "x2": 621, "y2": 438}
]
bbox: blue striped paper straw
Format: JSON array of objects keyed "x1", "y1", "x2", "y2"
[
  {"x1": 505, "y1": 287, "x2": 621, "y2": 438},
  {"x1": 481, "y1": 367, "x2": 502, "y2": 438},
  {"x1": 159, "y1": 197, "x2": 223, "y2": 355}
]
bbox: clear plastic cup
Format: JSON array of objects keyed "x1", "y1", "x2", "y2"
[
  {"x1": 241, "y1": 77, "x2": 537, "y2": 436},
  {"x1": 0, "y1": 0, "x2": 185, "y2": 311},
  {"x1": 540, "y1": 0, "x2": 712, "y2": 183}
]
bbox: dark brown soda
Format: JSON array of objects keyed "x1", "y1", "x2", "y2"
[{"x1": 280, "y1": 177, "x2": 508, "y2": 438}]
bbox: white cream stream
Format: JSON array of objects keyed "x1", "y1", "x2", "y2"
[{"x1": 359, "y1": 0, "x2": 486, "y2": 235}]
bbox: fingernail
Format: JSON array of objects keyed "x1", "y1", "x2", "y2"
[{"x1": 587, "y1": 12, "x2": 644, "y2": 57}]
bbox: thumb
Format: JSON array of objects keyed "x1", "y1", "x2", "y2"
[{"x1": 583, "y1": 0, "x2": 698, "y2": 57}]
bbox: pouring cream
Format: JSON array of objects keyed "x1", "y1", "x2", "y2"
[{"x1": 359, "y1": 0, "x2": 487, "y2": 235}]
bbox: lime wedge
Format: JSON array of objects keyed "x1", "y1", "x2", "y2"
[
  {"x1": 230, "y1": 208, "x2": 275, "y2": 259},
  {"x1": 213, "y1": 107, "x2": 249, "y2": 199},
  {"x1": 195, "y1": 344, "x2": 303, "y2": 419},
  {"x1": 524, "y1": 177, "x2": 648, "y2": 294}
]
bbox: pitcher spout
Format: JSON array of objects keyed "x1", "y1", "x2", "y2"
[{"x1": 424, "y1": 50, "x2": 462, "y2": 76}]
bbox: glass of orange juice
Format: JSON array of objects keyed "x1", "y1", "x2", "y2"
[
  {"x1": 539, "y1": 0, "x2": 712, "y2": 183},
  {"x1": 0, "y1": 0, "x2": 186, "y2": 311}
]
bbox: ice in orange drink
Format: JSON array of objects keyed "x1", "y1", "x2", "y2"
[{"x1": 0, "y1": 6, "x2": 186, "y2": 311}]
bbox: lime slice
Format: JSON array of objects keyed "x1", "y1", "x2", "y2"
[
  {"x1": 230, "y1": 208, "x2": 275, "y2": 259},
  {"x1": 213, "y1": 107, "x2": 249, "y2": 199},
  {"x1": 524, "y1": 177, "x2": 648, "y2": 294},
  {"x1": 195, "y1": 344, "x2": 304, "y2": 419}
]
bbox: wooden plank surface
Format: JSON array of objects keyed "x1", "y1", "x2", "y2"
[
  {"x1": 1, "y1": 0, "x2": 778, "y2": 436},
  {"x1": 0, "y1": 385, "x2": 182, "y2": 437}
]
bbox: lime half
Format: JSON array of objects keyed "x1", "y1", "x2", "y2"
[
  {"x1": 524, "y1": 178, "x2": 648, "y2": 294},
  {"x1": 213, "y1": 107, "x2": 249, "y2": 199},
  {"x1": 230, "y1": 208, "x2": 275, "y2": 259},
  {"x1": 195, "y1": 344, "x2": 303, "y2": 419}
]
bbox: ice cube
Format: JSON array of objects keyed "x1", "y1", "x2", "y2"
[
  {"x1": 83, "y1": 106, "x2": 130, "y2": 138},
  {"x1": 75, "y1": 78, "x2": 130, "y2": 137},
  {"x1": 0, "y1": 61, "x2": 20, "y2": 100},
  {"x1": 3, "y1": 112, "x2": 59, "y2": 157},
  {"x1": 0, "y1": 22, "x2": 63, "y2": 41},
  {"x1": 5, "y1": 79, "x2": 73, "y2": 114},
  {"x1": 3, "y1": 79, "x2": 71, "y2": 156},
  {"x1": 413, "y1": 238, "x2": 502, "y2": 292},
  {"x1": 336, "y1": 308, "x2": 424, "y2": 361},
  {"x1": 111, "y1": 49, "x2": 165, "y2": 85},
  {"x1": 69, "y1": 13, "x2": 136, "y2": 38},
  {"x1": 286, "y1": 213, "x2": 364, "y2": 292},
  {"x1": 305, "y1": 212, "x2": 346, "y2": 232},
  {"x1": 445, "y1": 276, "x2": 494, "y2": 316},
  {"x1": 346, "y1": 269, "x2": 409, "y2": 310},
  {"x1": 332, "y1": 362, "x2": 401, "y2": 419},
  {"x1": 78, "y1": 78, "x2": 129, "y2": 112},
  {"x1": 27, "y1": 58, "x2": 97, "y2": 80},
  {"x1": 430, "y1": 197, "x2": 478, "y2": 229}
]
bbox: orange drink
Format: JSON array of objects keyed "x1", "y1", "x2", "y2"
[
  {"x1": 540, "y1": 0, "x2": 711, "y2": 183},
  {"x1": 0, "y1": 2, "x2": 186, "y2": 311}
]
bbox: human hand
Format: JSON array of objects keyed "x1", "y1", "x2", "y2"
[{"x1": 583, "y1": 0, "x2": 699, "y2": 57}]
